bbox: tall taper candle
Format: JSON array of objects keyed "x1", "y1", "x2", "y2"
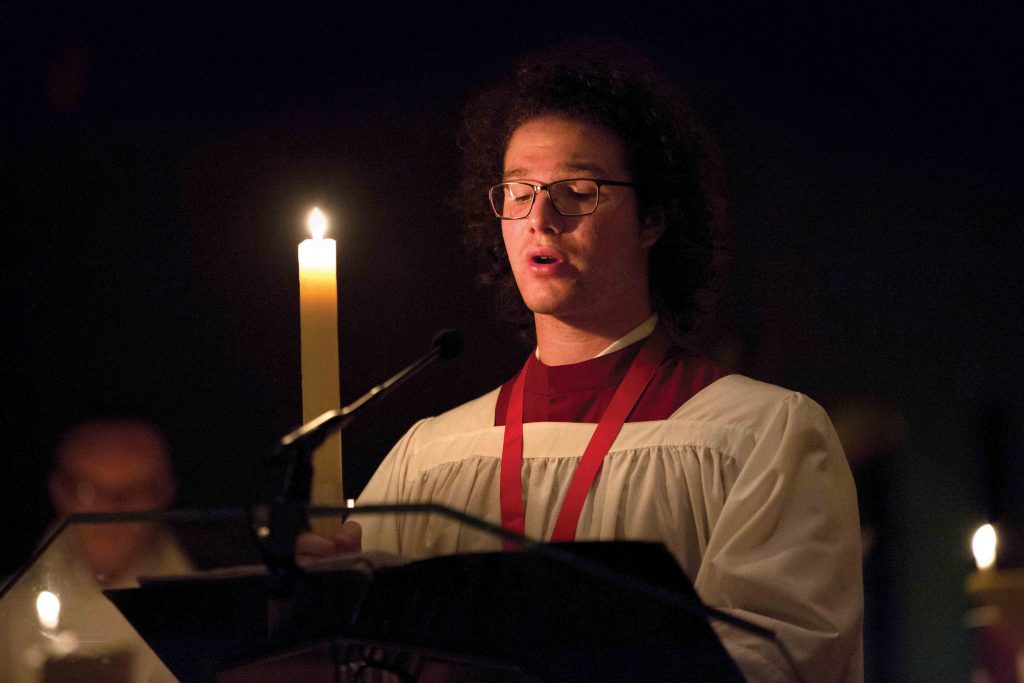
[{"x1": 298, "y1": 207, "x2": 342, "y2": 535}]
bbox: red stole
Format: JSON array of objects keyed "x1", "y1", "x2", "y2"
[{"x1": 497, "y1": 328, "x2": 728, "y2": 544}]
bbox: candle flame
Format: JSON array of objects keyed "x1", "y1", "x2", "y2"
[
  {"x1": 307, "y1": 207, "x2": 328, "y2": 240},
  {"x1": 36, "y1": 590, "x2": 61, "y2": 630},
  {"x1": 972, "y1": 523, "x2": 998, "y2": 570}
]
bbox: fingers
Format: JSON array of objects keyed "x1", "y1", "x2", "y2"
[
  {"x1": 294, "y1": 522, "x2": 363, "y2": 564},
  {"x1": 334, "y1": 520, "x2": 362, "y2": 554},
  {"x1": 295, "y1": 531, "x2": 338, "y2": 560}
]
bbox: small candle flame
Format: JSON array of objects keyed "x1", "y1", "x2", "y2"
[
  {"x1": 972, "y1": 523, "x2": 998, "y2": 570},
  {"x1": 36, "y1": 590, "x2": 61, "y2": 630},
  {"x1": 307, "y1": 207, "x2": 328, "y2": 240}
]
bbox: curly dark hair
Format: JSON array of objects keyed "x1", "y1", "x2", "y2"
[{"x1": 458, "y1": 40, "x2": 728, "y2": 341}]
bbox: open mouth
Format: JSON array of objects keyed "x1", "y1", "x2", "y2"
[{"x1": 533, "y1": 255, "x2": 558, "y2": 264}]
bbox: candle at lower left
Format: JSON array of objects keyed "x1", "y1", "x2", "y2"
[{"x1": 298, "y1": 207, "x2": 343, "y2": 537}]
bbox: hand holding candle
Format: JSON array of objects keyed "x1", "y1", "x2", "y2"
[{"x1": 298, "y1": 207, "x2": 343, "y2": 535}]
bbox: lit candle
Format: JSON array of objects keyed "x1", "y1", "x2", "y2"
[
  {"x1": 298, "y1": 207, "x2": 343, "y2": 534},
  {"x1": 36, "y1": 590, "x2": 61, "y2": 631},
  {"x1": 972, "y1": 523, "x2": 998, "y2": 571}
]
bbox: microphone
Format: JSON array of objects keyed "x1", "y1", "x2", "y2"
[
  {"x1": 432, "y1": 327, "x2": 464, "y2": 360},
  {"x1": 276, "y1": 328, "x2": 464, "y2": 457}
]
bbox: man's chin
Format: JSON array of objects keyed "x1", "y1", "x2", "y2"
[{"x1": 521, "y1": 291, "x2": 579, "y2": 318}]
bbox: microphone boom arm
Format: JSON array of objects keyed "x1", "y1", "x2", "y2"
[
  {"x1": 260, "y1": 329, "x2": 463, "y2": 592},
  {"x1": 277, "y1": 342, "x2": 448, "y2": 456}
]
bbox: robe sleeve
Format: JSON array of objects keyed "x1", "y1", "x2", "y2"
[
  {"x1": 694, "y1": 391, "x2": 864, "y2": 683},
  {"x1": 350, "y1": 418, "x2": 432, "y2": 556}
]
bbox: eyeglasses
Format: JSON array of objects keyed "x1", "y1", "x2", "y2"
[{"x1": 488, "y1": 178, "x2": 635, "y2": 220}]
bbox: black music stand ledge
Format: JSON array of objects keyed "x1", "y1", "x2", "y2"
[{"x1": 106, "y1": 539, "x2": 745, "y2": 682}]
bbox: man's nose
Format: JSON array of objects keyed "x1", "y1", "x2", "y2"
[{"x1": 527, "y1": 190, "x2": 565, "y2": 233}]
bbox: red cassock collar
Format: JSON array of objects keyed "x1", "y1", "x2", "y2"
[{"x1": 494, "y1": 331, "x2": 730, "y2": 426}]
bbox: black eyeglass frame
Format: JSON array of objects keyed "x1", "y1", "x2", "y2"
[{"x1": 488, "y1": 178, "x2": 636, "y2": 220}]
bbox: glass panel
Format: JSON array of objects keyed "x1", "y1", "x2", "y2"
[
  {"x1": 0, "y1": 509, "x2": 259, "y2": 683},
  {"x1": 0, "y1": 505, "x2": 514, "y2": 683},
  {"x1": 0, "y1": 505, "x2": 710, "y2": 682}
]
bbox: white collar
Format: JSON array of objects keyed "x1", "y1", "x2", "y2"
[
  {"x1": 534, "y1": 312, "x2": 660, "y2": 361},
  {"x1": 596, "y1": 312, "x2": 659, "y2": 357}
]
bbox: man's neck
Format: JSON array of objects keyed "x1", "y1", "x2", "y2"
[{"x1": 534, "y1": 309, "x2": 655, "y2": 366}]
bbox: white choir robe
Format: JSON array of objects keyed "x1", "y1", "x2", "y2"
[{"x1": 354, "y1": 373, "x2": 864, "y2": 683}]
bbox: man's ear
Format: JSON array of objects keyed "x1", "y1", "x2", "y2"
[{"x1": 640, "y1": 211, "x2": 666, "y2": 249}]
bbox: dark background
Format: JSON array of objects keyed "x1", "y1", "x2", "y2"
[{"x1": 2, "y1": 3, "x2": 1021, "y2": 680}]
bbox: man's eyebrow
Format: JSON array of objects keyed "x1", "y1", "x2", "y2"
[
  {"x1": 502, "y1": 167, "x2": 528, "y2": 179},
  {"x1": 502, "y1": 162, "x2": 609, "y2": 179}
]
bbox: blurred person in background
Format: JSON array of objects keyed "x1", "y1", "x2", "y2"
[
  {"x1": 0, "y1": 415, "x2": 191, "y2": 683},
  {"x1": 46, "y1": 417, "x2": 190, "y2": 586}
]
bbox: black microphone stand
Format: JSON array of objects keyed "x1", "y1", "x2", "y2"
[{"x1": 257, "y1": 329, "x2": 463, "y2": 595}]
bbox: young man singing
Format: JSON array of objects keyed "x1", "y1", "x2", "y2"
[{"x1": 303, "y1": 44, "x2": 864, "y2": 682}]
